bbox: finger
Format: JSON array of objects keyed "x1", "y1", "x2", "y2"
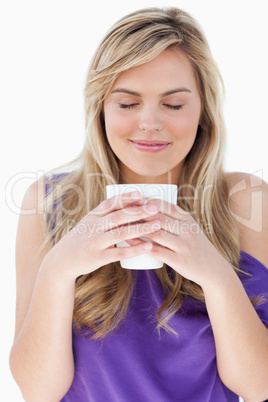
[
  {"x1": 145, "y1": 241, "x2": 175, "y2": 266},
  {"x1": 144, "y1": 199, "x2": 190, "y2": 221},
  {"x1": 105, "y1": 220, "x2": 161, "y2": 246},
  {"x1": 150, "y1": 213, "x2": 197, "y2": 235},
  {"x1": 103, "y1": 240, "x2": 153, "y2": 265},
  {"x1": 90, "y1": 191, "x2": 144, "y2": 217},
  {"x1": 143, "y1": 229, "x2": 178, "y2": 250},
  {"x1": 103, "y1": 203, "x2": 159, "y2": 230},
  {"x1": 125, "y1": 238, "x2": 143, "y2": 246}
]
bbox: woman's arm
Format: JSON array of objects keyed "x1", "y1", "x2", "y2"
[
  {"x1": 203, "y1": 260, "x2": 268, "y2": 402},
  {"x1": 9, "y1": 180, "x2": 76, "y2": 402},
  {"x1": 142, "y1": 173, "x2": 268, "y2": 401},
  {"x1": 204, "y1": 172, "x2": 268, "y2": 401},
  {"x1": 9, "y1": 181, "x2": 159, "y2": 401}
]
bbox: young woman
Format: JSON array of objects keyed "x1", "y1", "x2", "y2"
[{"x1": 10, "y1": 7, "x2": 268, "y2": 402}]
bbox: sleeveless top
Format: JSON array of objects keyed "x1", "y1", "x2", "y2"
[
  {"x1": 45, "y1": 178, "x2": 268, "y2": 401},
  {"x1": 59, "y1": 252, "x2": 268, "y2": 402}
]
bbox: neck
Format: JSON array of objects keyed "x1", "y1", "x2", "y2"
[{"x1": 119, "y1": 169, "x2": 181, "y2": 185}]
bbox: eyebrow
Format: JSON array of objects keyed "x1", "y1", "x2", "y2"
[{"x1": 111, "y1": 87, "x2": 192, "y2": 97}]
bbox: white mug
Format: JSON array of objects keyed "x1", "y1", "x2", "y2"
[{"x1": 106, "y1": 183, "x2": 178, "y2": 270}]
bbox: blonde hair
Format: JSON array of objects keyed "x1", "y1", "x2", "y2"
[{"x1": 44, "y1": 7, "x2": 241, "y2": 338}]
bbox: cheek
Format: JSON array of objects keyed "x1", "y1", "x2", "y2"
[
  {"x1": 174, "y1": 108, "x2": 200, "y2": 137},
  {"x1": 103, "y1": 107, "x2": 116, "y2": 134},
  {"x1": 104, "y1": 109, "x2": 135, "y2": 138},
  {"x1": 169, "y1": 117, "x2": 198, "y2": 139}
]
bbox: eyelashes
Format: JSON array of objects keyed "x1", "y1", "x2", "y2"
[
  {"x1": 164, "y1": 104, "x2": 183, "y2": 110},
  {"x1": 119, "y1": 104, "x2": 183, "y2": 110},
  {"x1": 119, "y1": 103, "x2": 139, "y2": 109}
]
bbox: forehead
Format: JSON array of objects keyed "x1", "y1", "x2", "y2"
[{"x1": 111, "y1": 48, "x2": 198, "y2": 92}]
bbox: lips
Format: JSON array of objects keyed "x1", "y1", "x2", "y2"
[{"x1": 130, "y1": 139, "x2": 170, "y2": 153}]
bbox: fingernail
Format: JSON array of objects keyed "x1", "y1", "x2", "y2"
[
  {"x1": 143, "y1": 242, "x2": 152, "y2": 250},
  {"x1": 138, "y1": 198, "x2": 148, "y2": 205},
  {"x1": 151, "y1": 222, "x2": 161, "y2": 231},
  {"x1": 146, "y1": 204, "x2": 158, "y2": 212}
]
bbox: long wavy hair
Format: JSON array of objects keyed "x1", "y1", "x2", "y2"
[{"x1": 43, "y1": 7, "x2": 241, "y2": 338}]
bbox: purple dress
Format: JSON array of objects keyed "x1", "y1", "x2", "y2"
[{"x1": 60, "y1": 251, "x2": 268, "y2": 402}]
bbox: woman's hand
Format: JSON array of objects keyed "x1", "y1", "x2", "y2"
[
  {"x1": 127, "y1": 199, "x2": 231, "y2": 288},
  {"x1": 43, "y1": 192, "x2": 161, "y2": 281}
]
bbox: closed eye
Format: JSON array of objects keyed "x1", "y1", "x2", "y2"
[
  {"x1": 164, "y1": 104, "x2": 183, "y2": 110},
  {"x1": 119, "y1": 103, "x2": 183, "y2": 110},
  {"x1": 119, "y1": 104, "x2": 139, "y2": 109}
]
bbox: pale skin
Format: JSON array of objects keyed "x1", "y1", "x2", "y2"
[{"x1": 9, "y1": 49, "x2": 268, "y2": 401}]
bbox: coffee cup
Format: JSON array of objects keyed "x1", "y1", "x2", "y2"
[{"x1": 106, "y1": 183, "x2": 177, "y2": 269}]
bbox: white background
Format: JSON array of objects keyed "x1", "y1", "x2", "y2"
[{"x1": 1, "y1": 0, "x2": 267, "y2": 400}]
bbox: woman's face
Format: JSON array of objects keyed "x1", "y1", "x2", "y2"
[{"x1": 103, "y1": 48, "x2": 202, "y2": 184}]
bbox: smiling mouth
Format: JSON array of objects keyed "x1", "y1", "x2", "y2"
[{"x1": 130, "y1": 140, "x2": 171, "y2": 152}]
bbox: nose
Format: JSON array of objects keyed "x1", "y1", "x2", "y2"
[{"x1": 138, "y1": 105, "x2": 163, "y2": 133}]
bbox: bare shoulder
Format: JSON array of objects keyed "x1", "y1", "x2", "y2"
[
  {"x1": 17, "y1": 178, "x2": 48, "y2": 249},
  {"x1": 226, "y1": 171, "x2": 268, "y2": 268},
  {"x1": 14, "y1": 178, "x2": 52, "y2": 337}
]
